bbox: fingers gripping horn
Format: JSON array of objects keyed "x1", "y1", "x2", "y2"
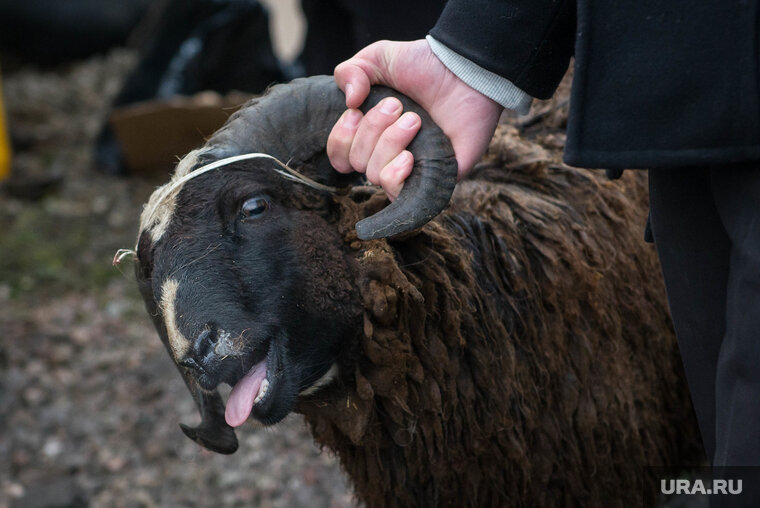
[{"x1": 205, "y1": 75, "x2": 457, "y2": 240}]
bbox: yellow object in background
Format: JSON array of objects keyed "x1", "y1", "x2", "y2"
[{"x1": 0, "y1": 71, "x2": 11, "y2": 181}]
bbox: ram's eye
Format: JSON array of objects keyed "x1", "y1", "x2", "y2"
[{"x1": 240, "y1": 196, "x2": 270, "y2": 219}]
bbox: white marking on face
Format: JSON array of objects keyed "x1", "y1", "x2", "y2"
[
  {"x1": 160, "y1": 278, "x2": 190, "y2": 361},
  {"x1": 213, "y1": 329, "x2": 242, "y2": 357},
  {"x1": 299, "y1": 364, "x2": 339, "y2": 396},
  {"x1": 139, "y1": 149, "x2": 204, "y2": 245}
]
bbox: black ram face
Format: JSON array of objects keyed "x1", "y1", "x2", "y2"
[{"x1": 136, "y1": 163, "x2": 360, "y2": 431}]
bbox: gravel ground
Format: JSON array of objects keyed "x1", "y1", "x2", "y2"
[{"x1": 0, "y1": 50, "x2": 354, "y2": 508}]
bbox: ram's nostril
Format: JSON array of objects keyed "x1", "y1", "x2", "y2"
[
  {"x1": 192, "y1": 326, "x2": 217, "y2": 359},
  {"x1": 179, "y1": 356, "x2": 201, "y2": 370}
]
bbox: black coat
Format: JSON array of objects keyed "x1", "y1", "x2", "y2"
[{"x1": 430, "y1": 0, "x2": 760, "y2": 170}]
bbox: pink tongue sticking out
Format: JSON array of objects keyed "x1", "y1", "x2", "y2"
[{"x1": 225, "y1": 360, "x2": 267, "y2": 427}]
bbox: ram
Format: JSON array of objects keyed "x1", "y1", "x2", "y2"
[{"x1": 133, "y1": 76, "x2": 702, "y2": 507}]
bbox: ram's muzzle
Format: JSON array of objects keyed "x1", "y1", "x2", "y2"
[{"x1": 135, "y1": 252, "x2": 240, "y2": 454}]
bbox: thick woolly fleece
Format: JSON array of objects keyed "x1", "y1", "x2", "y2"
[{"x1": 296, "y1": 125, "x2": 704, "y2": 507}]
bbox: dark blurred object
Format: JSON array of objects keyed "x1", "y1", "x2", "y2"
[
  {"x1": 299, "y1": 0, "x2": 446, "y2": 75},
  {"x1": 0, "y1": 0, "x2": 150, "y2": 65},
  {"x1": 96, "y1": 0, "x2": 287, "y2": 175},
  {"x1": 97, "y1": 0, "x2": 446, "y2": 176},
  {"x1": 17, "y1": 477, "x2": 87, "y2": 508},
  {"x1": 2, "y1": 170, "x2": 63, "y2": 201}
]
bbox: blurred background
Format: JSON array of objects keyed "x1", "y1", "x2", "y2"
[{"x1": 0, "y1": 1, "x2": 446, "y2": 506}]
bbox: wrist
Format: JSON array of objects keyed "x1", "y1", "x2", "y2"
[{"x1": 425, "y1": 35, "x2": 533, "y2": 115}]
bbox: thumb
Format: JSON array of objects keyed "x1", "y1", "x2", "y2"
[
  {"x1": 333, "y1": 62, "x2": 371, "y2": 109},
  {"x1": 334, "y1": 41, "x2": 394, "y2": 109}
]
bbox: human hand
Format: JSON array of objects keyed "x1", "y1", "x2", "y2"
[{"x1": 326, "y1": 39, "x2": 503, "y2": 201}]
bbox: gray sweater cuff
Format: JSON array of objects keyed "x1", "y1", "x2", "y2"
[{"x1": 426, "y1": 35, "x2": 532, "y2": 115}]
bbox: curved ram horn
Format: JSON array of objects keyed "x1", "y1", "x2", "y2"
[
  {"x1": 179, "y1": 381, "x2": 238, "y2": 455},
  {"x1": 204, "y1": 75, "x2": 457, "y2": 240}
]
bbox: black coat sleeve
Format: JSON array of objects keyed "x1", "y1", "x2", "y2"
[{"x1": 429, "y1": 0, "x2": 576, "y2": 99}]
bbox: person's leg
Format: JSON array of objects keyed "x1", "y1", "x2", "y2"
[
  {"x1": 710, "y1": 166, "x2": 760, "y2": 467},
  {"x1": 648, "y1": 168, "x2": 731, "y2": 460}
]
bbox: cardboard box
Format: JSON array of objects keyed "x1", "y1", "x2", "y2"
[{"x1": 109, "y1": 91, "x2": 252, "y2": 176}]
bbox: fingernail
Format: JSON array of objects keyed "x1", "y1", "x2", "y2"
[
  {"x1": 345, "y1": 83, "x2": 354, "y2": 100},
  {"x1": 398, "y1": 113, "x2": 418, "y2": 129},
  {"x1": 343, "y1": 109, "x2": 361, "y2": 129},
  {"x1": 380, "y1": 98, "x2": 401, "y2": 115}
]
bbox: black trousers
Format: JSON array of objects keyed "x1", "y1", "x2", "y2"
[{"x1": 649, "y1": 167, "x2": 760, "y2": 503}]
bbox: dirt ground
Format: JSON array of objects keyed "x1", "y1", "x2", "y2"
[{"x1": 0, "y1": 50, "x2": 355, "y2": 508}]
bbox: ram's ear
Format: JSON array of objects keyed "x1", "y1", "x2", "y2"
[{"x1": 179, "y1": 381, "x2": 238, "y2": 454}]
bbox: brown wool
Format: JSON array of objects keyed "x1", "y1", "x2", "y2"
[{"x1": 296, "y1": 125, "x2": 703, "y2": 507}]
